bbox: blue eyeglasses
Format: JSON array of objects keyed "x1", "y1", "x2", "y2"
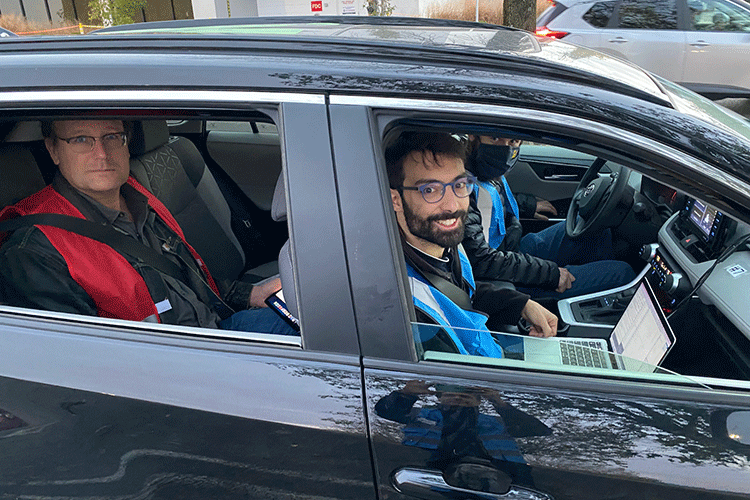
[{"x1": 401, "y1": 175, "x2": 477, "y2": 203}]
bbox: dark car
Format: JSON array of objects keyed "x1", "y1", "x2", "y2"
[{"x1": 0, "y1": 16, "x2": 749, "y2": 500}]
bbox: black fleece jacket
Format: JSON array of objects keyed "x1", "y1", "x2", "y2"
[{"x1": 461, "y1": 181, "x2": 560, "y2": 290}]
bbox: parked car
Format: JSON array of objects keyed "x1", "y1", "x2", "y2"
[
  {"x1": 536, "y1": 0, "x2": 750, "y2": 99},
  {"x1": 1, "y1": 16, "x2": 750, "y2": 499},
  {"x1": 0, "y1": 27, "x2": 16, "y2": 37}
]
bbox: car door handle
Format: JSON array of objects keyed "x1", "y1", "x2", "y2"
[
  {"x1": 544, "y1": 174, "x2": 579, "y2": 180},
  {"x1": 391, "y1": 467, "x2": 554, "y2": 500},
  {"x1": 690, "y1": 40, "x2": 710, "y2": 47},
  {"x1": 608, "y1": 36, "x2": 628, "y2": 43}
]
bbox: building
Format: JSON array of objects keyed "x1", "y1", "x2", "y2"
[{"x1": 5, "y1": 0, "x2": 421, "y2": 26}]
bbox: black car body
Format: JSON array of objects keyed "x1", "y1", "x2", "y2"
[{"x1": 1, "y1": 16, "x2": 750, "y2": 499}]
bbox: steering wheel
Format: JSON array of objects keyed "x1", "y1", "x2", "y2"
[{"x1": 566, "y1": 158, "x2": 632, "y2": 239}]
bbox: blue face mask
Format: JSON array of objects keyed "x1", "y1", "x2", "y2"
[{"x1": 472, "y1": 142, "x2": 520, "y2": 180}]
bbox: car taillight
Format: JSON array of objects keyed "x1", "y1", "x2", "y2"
[{"x1": 535, "y1": 26, "x2": 569, "y2": 39}]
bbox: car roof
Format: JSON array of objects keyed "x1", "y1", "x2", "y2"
[
  {"x1": 88, "y1": 16, "x2": 667, "y2": 103},
  {"x1": 6, "y1": 15, "x2": 750, "y2": 182}
]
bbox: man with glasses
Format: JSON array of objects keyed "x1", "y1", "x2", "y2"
[
  {"x1": 386, "y1": 132, "x2": 557, "y2": 358},
  {"x1": 0, "y1": 119, "x2": 292, "y2": 334}
]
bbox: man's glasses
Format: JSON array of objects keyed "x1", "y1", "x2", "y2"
[
  {"x1": 57, "y1": 132, "x2": 128, "y2": 153},
  {"x1": 401, "y1": 175, "x2": 477, "y2": 203}
]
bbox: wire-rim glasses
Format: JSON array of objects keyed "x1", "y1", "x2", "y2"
[
  {"x1": 400, "y1": 175, "x2": 477, "y2": 203},
  {"x1": 57, "y1": 132, "x2": 128, "y2": 153}
]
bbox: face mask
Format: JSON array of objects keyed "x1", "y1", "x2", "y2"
[{"x1": 472, "y1": 142, "x2": 520, "y2": 180}]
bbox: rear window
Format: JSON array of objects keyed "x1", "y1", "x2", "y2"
[
  {"x1": 617, "y1": 0, "x2": 678, "y2": 28},
  {"x1": 537, "y1": 2, "x2": 569, "y2": 25},
  {"x1": 583, "y1": 1, "x2": 617, "y2": 27}
]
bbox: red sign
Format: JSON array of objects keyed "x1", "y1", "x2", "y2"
[{"x1": 311, "y1": 1, "x2": 322, "y2": 11}]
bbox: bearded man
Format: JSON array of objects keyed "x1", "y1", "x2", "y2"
[{"x1": 385, "y1": 132, "x2": 557, "y2": 358}]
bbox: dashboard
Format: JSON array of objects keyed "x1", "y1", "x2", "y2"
[{"x1": 652, "y1": 195, "x2": 750, "y2": 340}]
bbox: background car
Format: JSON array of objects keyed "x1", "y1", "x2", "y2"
[
  {"x1": 0, "y1": 27, "x2": 17, "y2": 37},
  {"x1": 0, "y1": 16, "x2": 750, "y2": 499},
  {"x1": 536, "y1": 0, "x2": 750, "y2": 99}
]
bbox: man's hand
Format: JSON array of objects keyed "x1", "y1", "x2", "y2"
[
  {"x1": 521, "y1": 300, "x2": 558, "y2": 338},
  {"x1": 556, "y1": 267, "x2": 576, "y2": 293},
  {"x1": 533, "y1": 199, "x2": 558, "y2": 220},
  {"x1": 248, "y1": 276, "x2": 282, "y2": 308},
  {"x1": 400, "y1": 380, "x2": 432, "y2": 396}
]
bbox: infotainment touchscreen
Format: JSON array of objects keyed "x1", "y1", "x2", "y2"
[
  {"x1": 689, "y1": 199, "x2": 720, "y2": 239},
  {"x1": 683, "y1": 198, "x2": 725, "y2": 245}
]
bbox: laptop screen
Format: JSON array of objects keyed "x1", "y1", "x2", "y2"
[{"x1": 609, "y1": 279, "x2": 675, "y2": 367}]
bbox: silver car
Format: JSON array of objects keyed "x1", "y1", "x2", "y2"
[{"x1": 536, "y1": 0, "x2": 750, "y2": 99}]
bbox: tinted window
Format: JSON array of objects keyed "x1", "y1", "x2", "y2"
[
  {"x1": 617, "y1": 0, "x2": 678, "y2": 29},
  {"x1": 583, "y1": 1, "x2": 617, "y2": 27},
  {"x1": 689, "y1": 0, "x2": 750, "y2": 31}
]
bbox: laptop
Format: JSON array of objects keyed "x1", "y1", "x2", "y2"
[
  {"x1": 265, "y1": 288, "x2": 301, "y2": 332},
  {"x1": 521, "y1": 278, "x2": 676, "y2": 372}
]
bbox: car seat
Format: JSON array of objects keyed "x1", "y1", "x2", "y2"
[
  {"x1": 0, "y1": 143, "x2": 46, "y2": 210},
  {"x1": 270, "y1": 171, "x2": 298, "y2": 318},
  {"x1": 129, "y1": 120, "x2": 251, "y2": 284}
]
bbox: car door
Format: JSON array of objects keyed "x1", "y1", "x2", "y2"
[
  {"x1": 503, "y1": 143, "x2": 593, "y2": 229},
  {"x1": 596, "y1": 0, "x2": 686, "y2": 83},
  {"x1": 0, "y1": 93, "x2": 375, "y2": 499},
  {"x1": 681, "y1": 0, "x2": 750, "y2": 96},
  {"x1": 328, "y1": 97, "x2": 750, "y2": 500}
]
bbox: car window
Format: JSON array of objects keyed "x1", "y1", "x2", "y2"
[
  {"x1": 689, "y1": 0, "x2": 750, "y2": 30},
  {"x1": 0, "y1": 113, "x2": 299, "y2": 345},
  {"x1": 583, "y1": 1, "x2": 618, "y2": 27},
  {"x1": 383, "y1": 122, "x2": 750, "y2": 389},
  {"x1": 413, "y1": 323, "x2": 700, "y2": 383},
  {"x1": 617, "y1": 0, "x2": 679, "y2": 28}
]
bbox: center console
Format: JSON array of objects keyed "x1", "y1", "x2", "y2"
[{"x1": 559, "y1": 196, "x2": 736, "y2": 331}]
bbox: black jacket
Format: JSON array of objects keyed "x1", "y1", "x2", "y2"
[
  {"x1": 0, "y1": 175, "x2": 248, "y2": 325},
  {"x1": 461, "y1": 183, "x2": 560, "y2": 289},
  {"x1": 402, "y1": 236, "x2": 529, "y2": 326}
]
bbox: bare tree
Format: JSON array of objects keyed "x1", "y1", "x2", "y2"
[{"x1": 503, "y1": 0, "x2": 536, "y2": 31}]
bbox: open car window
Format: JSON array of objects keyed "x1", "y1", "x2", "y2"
[
  {"x1": 0, "y1": 112, "x2": 300, "y2": 346},
  {"x1": 381, "y1": 120, "x2": 750, "y2": 390}
]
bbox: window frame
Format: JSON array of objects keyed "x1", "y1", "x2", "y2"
[
  {"x1": 330, "y1": 94, "x2": 750, "y2": 393},
  {"x1": 0, "y1": 89, "x2": 359, "y2": 356}
]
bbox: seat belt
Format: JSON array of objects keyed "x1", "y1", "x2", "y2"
[
  {"x1": 475, "y1": 183, "x2": 494, "y2": 244},
  {"x1": 0, "y1": 213, "x2": 238, "y2": 321},
  {"x1": 418, "y1": 270, "x2": 475, "y2": 312},
  {"x1": 0, "y1": 213, "x2": 184, "y2": 279}
]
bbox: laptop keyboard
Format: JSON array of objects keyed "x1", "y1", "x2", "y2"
[{"x1": 560, "y1": 340, "x2": 608, "y2": 368}]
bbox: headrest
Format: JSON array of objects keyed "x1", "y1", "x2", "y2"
[
  {"x1": 271, "y1": 171, "x2": 287, "y2": 222},
  {"x1": 129, "y1": 120, "x2": 170, "y2": 156},
  {"x1": 5, "y1": 121, "x2": 43, "y2": 142},
  {"x1": 713, "y1": 11, "x2": 730, "y2": 23},
  {"x1": 0, "y1": 144, "x2": 45, "y2": 208}
]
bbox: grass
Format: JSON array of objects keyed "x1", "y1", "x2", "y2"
[{"x1": 426, "y1": 0, "x2": 552, "y2": 25}]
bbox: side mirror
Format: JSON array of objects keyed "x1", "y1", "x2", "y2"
[{"x1": 711, "y1": 410, "x2": 750, "y2": 446}]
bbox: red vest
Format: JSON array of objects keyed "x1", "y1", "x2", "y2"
[{"x1": 0, "y1": 177, "x2": 220, "y2": 322}]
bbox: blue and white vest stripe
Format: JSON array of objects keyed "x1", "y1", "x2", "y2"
[
  {"x1": 407, "y1": 250, "x2": 504, "y2": 358},
  {"x1": 474, "y1": 177, "x2": 519, "y2": 248}
]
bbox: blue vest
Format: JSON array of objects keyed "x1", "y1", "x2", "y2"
[
  {"x1": 407, "y1": 249, "x2": 504, "y2": 358},
  {"x1": 474, "y1": 177, "x2": 519, "y2": 248}
]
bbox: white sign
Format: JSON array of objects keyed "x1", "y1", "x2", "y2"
[{"x1": 726, "y1": 264, "x2": 747, "y2": 278}]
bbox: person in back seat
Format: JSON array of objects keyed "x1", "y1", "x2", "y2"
[{"x1": 0, "y1": 119, "x2": 295, "y2": 334}]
